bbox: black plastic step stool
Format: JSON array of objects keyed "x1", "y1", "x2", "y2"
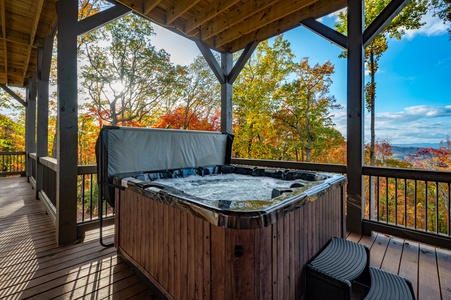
[
  {"x1": 306, "y1": 237, "x2": 370, "y2": 300},
  {"x1": 364, "y1": 266, "x2": 415, "y2": 300}
]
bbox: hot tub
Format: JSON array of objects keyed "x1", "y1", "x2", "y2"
[{"x1": 96, "y1": 126, "x2": 346, "y2": 299}]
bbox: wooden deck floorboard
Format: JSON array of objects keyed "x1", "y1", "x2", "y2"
[
  {"x1": 347, "y1": 231, "x2": 451, "y2": 300},
  {"x1": 1, "y1": 177, "x2": 451, "y2": 299},
  {"x1": 0, "y1": 177, "x2": 160, "y2": 300}
]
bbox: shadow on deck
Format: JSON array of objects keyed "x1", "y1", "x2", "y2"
[
  {"x1": 1, "y1": 177, "x2": 450, "y2": 299},
  {"x1": 0, "y1": 177, "x2": 160, "y2": 299}
]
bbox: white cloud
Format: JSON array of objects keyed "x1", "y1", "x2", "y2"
[
  {"x1": 151, "y1": 23, "x2": 201, "y2": 66},
  {"x1": 332, "y1": 105, "x2": 451, "y2": 144},
  {"x1": 404, "y1": 10, "x2": 448, "y2": 39}
]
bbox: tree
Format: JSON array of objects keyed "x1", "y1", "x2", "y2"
[
  {"x1": 274, "y1": 58, "x2": 342, "y2": 162},
  {"x1": 157, "y1": 55, "x2": 220, "y2": 129},
  {"x1": 335, "y1": 0, "x2": 428, "y2": 219},
  {"x1": 0, "y1": 114, "x2": 24, "y2": 152},
  {"x1": 335, "y1": 0, "x2": 428, "y2": 166},
  {"x1": 233, "y1": 35, "x2": 295, "y2": 159},
  {"x1": 431, "y1": 0, "x2": 451, "y2": 37},
  {"x1": 154, "y1": 106, "x2": 220, "y2": 131},
  {"x1": 81, "y1": 14, "x2": 177, "y2": 126}
]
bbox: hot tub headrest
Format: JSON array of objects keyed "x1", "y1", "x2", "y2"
[{"x1": 96, "y1": 126, "x2": 234, "y2": 207}]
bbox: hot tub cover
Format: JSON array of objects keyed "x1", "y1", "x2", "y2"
[{"x1": 96, "y1": 126, "x2": 233, "y2": 207}]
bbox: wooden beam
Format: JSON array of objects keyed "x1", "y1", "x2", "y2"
[
  {"x1": 166, "y1": 0, "x2": 201, "y2": 25},
  {"x1": 0, "y1": 84, "x2": 27, "y2": 107},
  {"x1": 185, "y1": 0, "x2": 241, "y2": 34},
  {"x1": 200, "y1": 0, "x2": 276, "y2": 41},
  {"x1": 363, "y1": 0, "x2": 410, "y2": 47},
  {"x1": 346, "y1": 0, "x2": 365, "y2": 234},
  {"x1": 56, "y1": 0, "x2": 79, "y2": 246},
  {"x1": 36, "y1": 46, "x2": 49, "y2": 199},
  {"x1": 77, "y1": 3, "x2": 131, "y2": 35},
  {"x1": 39, "y1": 36, "x2": 54, "y2": 81},
  {"x1": 222, "y1": 0, "x2": 346, "y2": 53},
  {"x1": 0, "y1": 0, "x2": 7, "y2": 85},
  {"x1": 196, "y1": 41, "x2": 224, "y2": 84},
  {"x1": 22, "y1": 0, "x2": 45, "y2": 86},
  {"x1": 144, "y1": 0, "x2": 162, "y2": 15},
  {"x1": 228, "y1": 41, "x2": 258, "y2": 84},
  {"x1": 212, "y1": 0, "x2": 317, "y2": 49},
  {"x1": 301, "y1": 17, "x2": 347, "y2": 50},
  {"x1": 25, "y1": 73, "x2": 37, "y2": 178},
  {"x1": 221, "y1": 52, "x2": 233, "y2": 133},
  {"x1": 30, "y1": 0, "x2": 45, "y2": 46}
]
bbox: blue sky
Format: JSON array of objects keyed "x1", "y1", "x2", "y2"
[{"x1": 150, "y1": 11, "x2": 451, "y2": 146}]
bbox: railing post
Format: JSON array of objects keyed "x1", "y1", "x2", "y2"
[
  {"x1": 346, "y1": 0, "x2": 365, "y2": 233},
  {"x1": 56, "y1": 0, "x2": 78, "y2": 245}
]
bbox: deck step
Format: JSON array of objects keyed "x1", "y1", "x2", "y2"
[
  {"x1": 306, "y1": 237, "x2": 369, "y2": 299},
  {"x1": 364, "y1": 267, "x2": 415, "y2": 300}
]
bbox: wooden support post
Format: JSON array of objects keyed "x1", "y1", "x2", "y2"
[
  {"x1": 36, "y1": 37, "x2": 52, "y2": 199},
  {"x1": 25, "y1": 74, "x2": 37, "y2": 180},
  {"x1": 221, "y1": 52, "x2": 233, "y2": 134},
  {"x1": 197, "y1": 41, "x2": 257, "y2": 134},
  {"x1": 346, "y1": 0, "x2": 365, "y2": 233},
  {"x1": 56, "y1": 0, "x2": 78, "y2": 245}
]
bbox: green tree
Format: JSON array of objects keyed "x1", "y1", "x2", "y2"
[
  {"x1": 159, "y1": 55, "x2": 220, "y2": 129},
  {"x1": 335, "y1": 0, "x2": 427, "y2": 219},
  {"x1": 274, "y1": 58, "x2": 342, "y2": 162},
  {"x1": 335, "y1": 0, "x2": 427, "y2": 166},
  {"x1": 0, "y1": 114, "x2": 24, "y2": 151},
  {"x1": 233, "y1": 35, "x2": 294, "y2": 159},
  {"x1": 81, "y1": 14, "x2": 177, "y2": 126}
]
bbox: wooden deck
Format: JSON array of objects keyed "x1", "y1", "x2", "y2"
[
  {"x1": 1, "y1": 176, "x2": 451, "y2": 299},
  {"x1": 0, "y1": 177, "x2": 160, "y2": 300}
]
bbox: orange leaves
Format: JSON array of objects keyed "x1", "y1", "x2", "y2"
[{"x1": 153, "y1": 107, "x2": 220, "y2": 131}]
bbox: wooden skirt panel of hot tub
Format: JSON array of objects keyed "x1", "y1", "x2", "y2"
[{"x1": 115, "y1": 185, "x2": 345, "y2": 300}]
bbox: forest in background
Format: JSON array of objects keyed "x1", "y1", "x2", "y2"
[
  {"x1": 1, "y1": 0, "x2": 449, "y2": 171},
  {"x1": 0, "y1": 0, "x2": 450, "y2": 231}
]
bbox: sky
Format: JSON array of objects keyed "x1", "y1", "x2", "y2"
[{"x1": 149, "y1": 10, "x2": 451, "y2": 146}]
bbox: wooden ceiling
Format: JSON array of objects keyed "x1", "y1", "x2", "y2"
[
  {"x1": 0, "y1": 0, "x2": 347, "y2": 88},
  {"x1": 0, "y1": 0, "x2": 57, "y2": 87},
  {"x1": 117, "y1": 0, "x2": 347, "y2": 53}
]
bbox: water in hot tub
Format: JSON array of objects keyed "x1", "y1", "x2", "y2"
[{"x1": 154, "y1": 173, "x2": 305, "y2": 201}]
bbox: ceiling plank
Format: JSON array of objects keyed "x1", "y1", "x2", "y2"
[
  {"x1": 30, "y1": 0, "x2": 45, "y2": 45},
  {"x1": 144, "y1": 0, "x2": 162, "y2": 15},
  {"x1": 211, "y1": 0, "x2": 317, "y2": 49},
  {"x1": 117, "y1": 0, "x2": 145, "y2": 14},
  {"x1": 221, "y1": 0, "x2": 346, "y2": 52},
  {"x1": 22, "y1": 0, "x2": 45, "y2": 85},
  {"x1": 0, "y1": 0, "x2": 7, "y2": 85},
  {"x1": 200, "y1": 0, "x2": 277, "y2": 41},
  {"x1": 166, "y1": 0, "x2": 201, "y2": 25},
  {"x1": 185, "y1": 0, "x2": 241, "y2": 34}
]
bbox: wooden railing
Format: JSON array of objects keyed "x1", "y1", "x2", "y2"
[
  {"x1": 362, "y1": 166, "x2": 451, "y2": 249},
  {"x1": 6, "y1": 153, "x2": 451, "y2": 248},
  {"x1": 77, "y1": 165, "x2": 113, "y2": 223},
  {"x1": 0, "y1": 151, "x2": 26, "y2": 177},
  {"x1": 27, "y1": 154, "x2": 113, "y2": 224}
]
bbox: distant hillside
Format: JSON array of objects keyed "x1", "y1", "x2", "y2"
[
  {"x1": 391, "y1": 146, "x2": 422, "y2": 160},
  {"x1": 393, "y1": 143, "x2": 441, "y2": 149},
  {"x1": 390, "y1": 144, "x2": 442, "y2": 161}
]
